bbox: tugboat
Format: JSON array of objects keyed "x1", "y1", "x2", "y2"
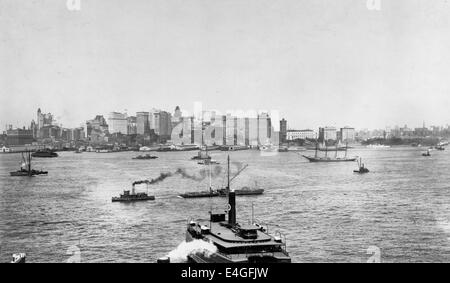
[
  {"x1": 353, "y1": 158, "x2": 369, "y2": 174},
  {"x1": 112, "y1": 182, "x2": 155, "y2": 202},
  {"x1": 302, "y1": 141, "x2": 357, "y2": 162},
  {"x1": 10, "y1": 151, "x2": 48, "y2": 176},
  {"x1": 31, "y1": 148, "x2": 58, "y2": 158},
  {"x1": 182, "y1": 156, "x2": 291, "y2": 263},
  {"x1": 422, "y1": 149, "x2": 431, "y2": 157},
  {"x1": 132, "y1": 154, "x2": 158, "y2": 160}
]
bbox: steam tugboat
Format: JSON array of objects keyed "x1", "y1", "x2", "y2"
[
  {"x1": 10, "y1": 151, "x2": 48, "y2": 176},
  {"x1": 112, "y1": 182, "x2": 155, "y2": 202},
  {"x1": 184, "y1": 156, "x2": 291, "y2": 263},
  {"x1": 31, "y1": 148, "x2": 58, "y2": 158},
  {"x1": 422, "y1": 150, "x2": 431, "y2": 157},
  {"x1": 353, "y1": 158, "x2": 369, "y2": 174}
]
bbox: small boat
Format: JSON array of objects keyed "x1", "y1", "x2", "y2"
[
  {"x1": 112, "y1": 182, "x2": 155, "y2": 202},
  {"x1": 74, "y1": 149, "x2": 82, "y2": 154},
  {"x1": 435, "y1": 146, "x2": 445, "y2": 151},
  {"x1": 132, "y1": 154, "x2": 158, "y2": 160},
  {"x1": 353, "y1": 158, "x2": 369, "y2": 174},
  {"x1": 197, "y1": 159, "x2": 219, "y2": 165},
  {"x1": 422, "y1": 150, "x2": 431, "y2": 157},
  {"x1": 11, "y1": 253, "x2": 26, "y2": 263},
  {"x1": 31, "y1": 149, "x2": 58, "y2": 158},
  {"x1": 10, "y1": 151, "x2": 48, "y2": 176}
]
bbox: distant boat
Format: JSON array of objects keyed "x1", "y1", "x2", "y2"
[
  {"x1": 435, "y1": 146, "x2": 445, "y2": 151},
  {"x1": 303, "y1": 142, "x2": 357, "y2": 162},
  {"x1": 112, "y1": 182, "x2": 155, "y2": 202},
  {"x1": 10, "y1": 151, "x2": 48, "y2": 177},
  {"x1": 132, "y1": 154, "x2": 158, "y2": 160},
  {"x1": 353, "y1": 158, "x2": 369, "y2": 174},
  {"x1": 198, "y1": 159, "x2": 219, "y2": 165},
  {"x1": 31, "y1": 148, "x2": 58, "y2": 158},
  {"x1": 366, "y1": 144, "x2": 391, "y2": 149}
]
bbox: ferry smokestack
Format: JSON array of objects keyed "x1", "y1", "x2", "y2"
[{"x1": 228, "y1": 191, "x2": 236, "y2": 225}]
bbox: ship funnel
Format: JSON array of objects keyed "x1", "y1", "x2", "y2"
[{"x1": 228, "y1": 191, "x2": 236, "y2": 225}]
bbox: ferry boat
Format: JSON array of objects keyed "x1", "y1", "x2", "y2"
[
  {"x1": 302, "y1": 142, "x2": 357, "y2": 162},
  {"x1": 112, "y1": 182, "x2": 155, "y2": 202},
  {"x1": 10, "y1": 151, "x2": 48, "y2": 176},
  {"x1": 31, "y1": 148, "x2": 58, "y2": 158},
  {"x1": 132, "y1": 154, "x2": 158, "y2": 160},
  {"x1": 179, "y1": 156, "x2": 291, "y2": 263},
  {"x1": 422, "y1": 150, "x2": 431, "y2": 157}
]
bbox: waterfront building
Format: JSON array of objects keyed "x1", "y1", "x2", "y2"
[
  {"x1": 107, "y1": 112, "x2": 128, "y2": 134},
  {"x1": 136, "y1": 112, "x2": 150, "y2": 135},
  {"x1": 287, "y1": 129, "x2": 316, "y2": 141},
  {"x1": 280, "y1": 119, "x2": 287, "y2": 144},
  {"x1": 258, "y1": 112, "x2": 271, "y2": 145},
  {"x1": 127, "y1": 116, "x2": 137, "y2": 135},
  {"x1": 319, "y1": 126, "x2": 337, "y2": 142},
  {"x1": 6, "y1": 128, "x2": 34, "y2": 145},
  {"x1": 340, "y1": 127, "x2": 355, "y2": 142}
]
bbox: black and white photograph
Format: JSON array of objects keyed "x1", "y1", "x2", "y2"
[{"x1": 0, "y1": 0, "x2": 449, "y2": 270}]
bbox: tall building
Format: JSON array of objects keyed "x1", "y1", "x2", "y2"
[
  {"x1": 172, "y1": 106, "x2": 182, "y2": 128},
  {"x1": 107, "y1": 112, "x2": 128, "y2": 134},
  {"x1": 319, "y1": 126, "x2": 337, "y2": 142},
  {"x1": 6, "y1": 128, "x2": 34, "y2": 145},
  {"x1": 150, "y1": 110, "x2": 172, "y2": 140},
  {"x1": 279, "y1": 119, "x2": 287, "y2": 144},
  {"x1": 136, "y1": 112, "x2": 150, "y2": 135},
  {"x1": 86, "y1": 115, "x2": 109, "y2": 142},
  {"x1": 340, "y1": 127, "x2": 355, "y2": 142},
  {"x1": 127, "y1": 116, "x2": 137, "y2": 135},
  {"x1": 36, "y1": 108, "x2": 54, "y2": 138}
]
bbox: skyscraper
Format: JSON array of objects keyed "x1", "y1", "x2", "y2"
[
  {"x1": 136, "y1": 112, "x2": 150, "y2": 135},
  {"x1": 107, "y1": 112, "x2": 128, "y2": 134}
]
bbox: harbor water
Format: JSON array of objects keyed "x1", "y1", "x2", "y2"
[{"x1": 0, "y1": 147, "x2": 449, "y2": 262}]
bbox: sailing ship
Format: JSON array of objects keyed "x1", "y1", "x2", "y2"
[
  {"x1": 176, "y1": 156, "x2": 291, "y2": 263},
  {"x1": 302, "y1": 141, "x2": 357, "y2": 162},
  {"x1": 10, "y1": 151, "x2": 48, "y2": 176}
]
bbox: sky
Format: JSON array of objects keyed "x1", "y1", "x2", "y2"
[{"x1": 1, "y1": 0, "x2": 450, "y2": 130}]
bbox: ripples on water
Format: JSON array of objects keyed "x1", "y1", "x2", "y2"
[{"x1": 0, "y1": 147, "x2": 449, "y2": 262}]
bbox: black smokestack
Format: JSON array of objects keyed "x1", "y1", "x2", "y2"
[{"x1": 228, "y1": 191, "x2": 236, "y2": 225}]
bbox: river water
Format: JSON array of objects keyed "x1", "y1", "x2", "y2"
[{"x1": 0, "y1": 147, "x2": 449, "y2": 262}]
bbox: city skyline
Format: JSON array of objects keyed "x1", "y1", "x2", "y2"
[{"x1": 2, "y1": 1, "x2": 450, "y2": 130}]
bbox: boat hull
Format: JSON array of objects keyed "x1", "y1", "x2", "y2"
[
  {"x1": 111, "y1": 196, "x2": 155, "y2": 202},
  {"x1": 302, "y1": 155, "x2": 357, "y2": 162}
]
